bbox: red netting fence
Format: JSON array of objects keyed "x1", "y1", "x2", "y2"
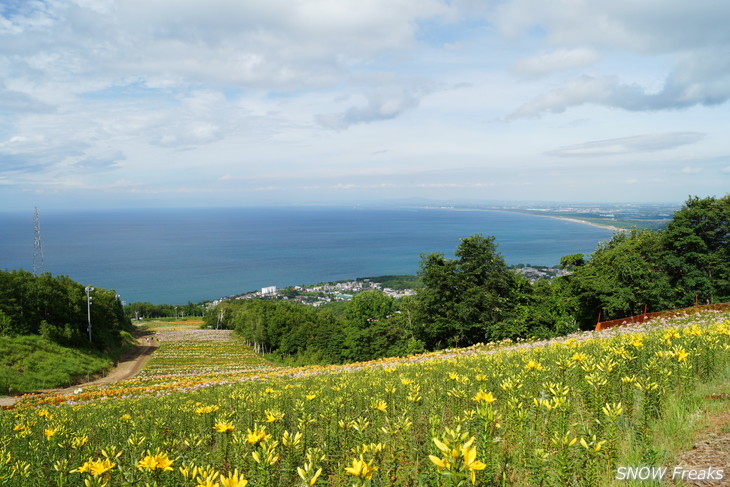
[{"x1": 595, "y1": 302, "x2": 730, "y2": 331}]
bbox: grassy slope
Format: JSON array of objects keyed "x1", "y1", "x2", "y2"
[{"x1": 0, "y1": 335, "x2": 115, "y2": 394}]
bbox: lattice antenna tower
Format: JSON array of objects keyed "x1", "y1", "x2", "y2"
[{"x1": 33, "y1": 207, "x2": 45, "y2": 276}]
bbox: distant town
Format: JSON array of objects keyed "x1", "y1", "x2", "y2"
[
  {"x1": 212, "y1": 266, "x2": 568, "y2": 308},
  {"x1": 212, "y1": 276, "x2": 418, "y2": 308},
  {"x1": 513, "y1": 265, "x2": 571, "y2": 282}
]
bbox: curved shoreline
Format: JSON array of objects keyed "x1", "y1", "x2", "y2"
[
  {"x1": 541, "y1": 215, "x2": 626, "y2": 233},
  {"x1": 417, "y1": 206, "x2": 625, "y2": 233}
]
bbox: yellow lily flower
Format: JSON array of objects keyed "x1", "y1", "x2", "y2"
[
  {"x1": 428, "y1": 455, "x2": 451, "y2": 472},
  {"x1": 213, "y1": 421, "x2": 235, "y2": 433}
]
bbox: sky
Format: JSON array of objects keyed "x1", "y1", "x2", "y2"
[{"x1": 1, "y1": 0, "x2": 729, "y2": 211}]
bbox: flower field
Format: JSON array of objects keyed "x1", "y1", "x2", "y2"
[
  {"x1": 137, "y1": 330, "x2": 279, "y2": 378},
  {"x1": 2, "y1": 312, "x2": 729, "y2": 486}
]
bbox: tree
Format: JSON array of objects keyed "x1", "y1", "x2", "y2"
[
  {"x1": 565, "y1": 230, "x2": 673, "y2": 327},
  {"x1": 502, "y1": 277, "x2": 579, "y2": 340},
  {"x1": 662, "y1": 195, "x2": 730, "y2": 305},
  {"x1": 345, "y1": 290, "x2": 395, "y2": 329},
  {"x1": 0, "y1": 269, "x2": 132, "y2": 349},
  {"x1": 417, "y1": 234, "x2": 518, "y2": 347},
  {"x1": 0, "y1": 309, "x2": 11, "y2": 335},
  {"x1": 559, "y1": 253, "x2": 585, "y2": 270}
]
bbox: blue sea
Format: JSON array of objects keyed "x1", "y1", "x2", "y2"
[{"x1": 0, "y1": 207, "x2": 614, "y2": 304}]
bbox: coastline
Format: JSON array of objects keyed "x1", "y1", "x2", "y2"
[
  {"x1": 541, "y1": 215, "x2": 626, "y2": 233},
  {"x1": 417, "y1": 206, "x2": 625, "y2": 233},
  {"x1": 2, "y1": 207, "x2": 624, "y2": 304}
]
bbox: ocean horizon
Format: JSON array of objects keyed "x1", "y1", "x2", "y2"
[{"x1": 0, "y1": 206, "x2": 614, "y2": 304}]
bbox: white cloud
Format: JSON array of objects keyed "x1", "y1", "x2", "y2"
[
  {"x1": 509, "y1": 69, "x2": 730, "y2": 119},
  {"x1": 417, "y1": 182, "x2": 496, "y2": 188},
  {"x1": 317, "y1": 89, "x2": 426, "y2": 129},
  {"x1": 1, "y1": 0, "x2": 729, "y2": 209},
  {"x1": 0, "y1": 87, "x2": 53, "y2": 112},
  {"x1": 496, "y1": 1, "x2": 730, "y2": 52},
  {"x1": 331, "y1": 182, "x2": 398, "y2": 190},
  {"x1": 500, "y1": 1, "x2": 730, "y2": 117},
  {"x1": 681, "y1": 166, "x2": 702, "y2": 174},
  {"x1": 1, "y1": 0, "x2": 451, "y2": 94},
  {"x1": 547, "y1": 132, "x2": 704, "y2": 157},
  {"x1": 509, "y1": 76, "x2": 614, "y2": 118},
  {"x1": 512, "y1": 48, "x2": 600, "y2": 77}
]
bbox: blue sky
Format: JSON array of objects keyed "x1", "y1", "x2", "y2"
[{"x1": 1, "y1": 0, "x2": 729, "y2": 210}]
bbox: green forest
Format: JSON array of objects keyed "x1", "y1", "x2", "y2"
[
  {"x1": 0, "y1": 272, "x2": 134, "y2": 393},
  {"x1": 0, "y1": 271, "x2": 132, "y2": 351},
  {"x1": 206, "y1": 194, "x2": 729, "y2": 364}
]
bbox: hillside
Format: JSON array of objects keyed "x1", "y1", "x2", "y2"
[
  {"x1": 2, "y1": 310, "x2": 728, "y2": 485},
  {"x1": 0, "y1": 335, "x2": 115, "y2": 395}
]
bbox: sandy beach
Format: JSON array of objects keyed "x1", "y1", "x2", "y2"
[
  {"x1": 418, "y1": 206, "x2": 626, "y2": 233},
  {"x1": 544, "y1": 215, "x2": 626, "y2": 233}
]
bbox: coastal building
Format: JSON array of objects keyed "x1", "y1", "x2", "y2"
[{"x1": 261, "y1": 286, "x2": 277, "y2": 296}]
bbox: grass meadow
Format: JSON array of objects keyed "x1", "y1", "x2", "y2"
[
  {"x1": 2, "y1": 312, "x2": 729, "y2": 486},
  {"x1": 0, "y1": 335, "x2": 116, "y2": 395}
]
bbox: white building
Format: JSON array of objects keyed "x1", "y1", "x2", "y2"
[{"x1": 261, "y1": 286, "x2": 277, "y2": 296}]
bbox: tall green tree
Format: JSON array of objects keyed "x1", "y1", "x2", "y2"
[
  {"x1": 0, "y1": 269, "x2": 131, "y2": 349},
  {"x1": 505, "y1": 277, "x2": 579, "y2": 339},
  {"x1": 563, "y1": 230, "x2": 673, "y2": 327},
  {"x1": 345, "y1": 290, "x2": 395, "y2": 329},
  {"x1": 417, "y1": 234, "x2": 518, "y2": 347},
  {"x1": 343, "y1": 290, "x2": 396, "y2": 362},
  {"x1": 662, "y1": 194, "x2": 730, "y2": 305}
]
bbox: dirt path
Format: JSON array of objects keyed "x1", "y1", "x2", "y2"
[
  {"x1": 0, "y1": 337, "x2": 158, "y2": 408},
  {"x1": 669, "y1": 397, "x2": 730, "y2": 486}
]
